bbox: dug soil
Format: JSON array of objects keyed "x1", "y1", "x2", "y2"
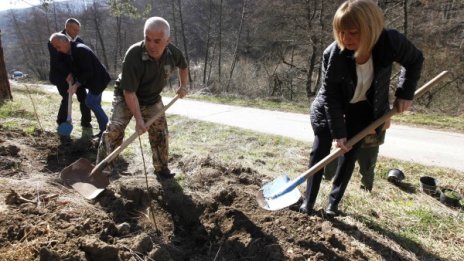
[{"x1": 0, "y1": 125, "x2": 416, "y2": 260}]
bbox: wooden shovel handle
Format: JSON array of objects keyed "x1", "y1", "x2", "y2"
[
  {"x1": 67, "y1": 88, "x2": 73, "y2": 122},
  {"x1": 289, "y1": 71, "x2": 450, "y2": 188},
  {"x1": 91, "y1": 95, "x2": 180, "y2": 175}
]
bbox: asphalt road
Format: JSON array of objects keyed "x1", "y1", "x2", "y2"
[
  {"x1": 40, "y1": 84, "x2": 463, "y2": 172},
  {"x1": 162, "y1": 97, "x2": 464, "y2": 173}
]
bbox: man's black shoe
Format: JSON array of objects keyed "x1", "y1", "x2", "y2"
[{"x1": 154, "y1": 168, "x2": 175, "y2": 179}]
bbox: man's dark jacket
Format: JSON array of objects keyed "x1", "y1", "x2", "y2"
[
  {"x1": 310, "y1": 28, "x2": 423, "y2": 139},
  {"x1": 48, "y1": 30, "x2": 83, "y2": 87},
  {"x1": 70, "y1": 42, "x2": 111, "y2": 95}
]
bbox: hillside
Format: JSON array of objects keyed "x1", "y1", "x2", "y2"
[{"x1": 0, "y1": 0, "x2": 462, "y2": 114}]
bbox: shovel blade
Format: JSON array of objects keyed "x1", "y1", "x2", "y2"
[
  {"x1": 58, "y1": 122, "x2": 73, "y2": 136},
  {"x1": 60, "y1": 158, "x2": 109, "y2": 199},
  {"x1": 256, "y1": 174, "x2": 302, "y2": 211}
]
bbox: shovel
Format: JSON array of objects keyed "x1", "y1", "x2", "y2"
[
  {"x1": 60, "y1": 95, "x2": 180, "y2": 199},
  {"x1": 257, "y1": 71, "x2": 449, "y2": 211},
  {"x1": 57, "y1": 91, "x2": 73, "y2": 136}
]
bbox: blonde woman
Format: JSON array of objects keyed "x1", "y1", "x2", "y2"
[{"x1": 300, "y1": 0, "x2": 423, "y2": 216}]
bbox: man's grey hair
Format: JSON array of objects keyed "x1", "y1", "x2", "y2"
[
  {"x1": 65, "y1": 18, "x2": 81, "y2": 27},
  {"x1": 49, "y1": 32, "x2": 71, "y2": 42},
  {"x1": 144, "y1": 17, "x2": 170, "y2": 37}
]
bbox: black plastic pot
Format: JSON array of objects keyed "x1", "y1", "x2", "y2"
[
  {"x1": 420, "y1": 176, "x2": 438, "y2": 196},
  {"x1": 439, "y1": 188, "x2": 462, "y2": 207},
  {"x1": 387, "y1": 168, "x2": 405, "y2": 184}
]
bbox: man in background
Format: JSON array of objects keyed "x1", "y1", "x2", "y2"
[
  {"x1": 48, "y1": 18, "x2": 92, "y2": 133},
  {"x1": 49, "y1": 33, "x2": 110, "y2": 139}
]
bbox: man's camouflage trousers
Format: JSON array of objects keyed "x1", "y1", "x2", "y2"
[{"x1": 97, "y1": 95, "x2": 169, "y2": 172}]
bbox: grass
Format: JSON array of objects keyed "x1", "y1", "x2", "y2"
[
  {"x1": 394, "y1": 111, "x2": 464, "y2": 132},
  {"x1": 2, "y1": 81, "x2": 464, "y2": 260}
]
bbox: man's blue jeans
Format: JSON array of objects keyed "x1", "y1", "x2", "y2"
[{"x1": 85, "y1": 92, "x2": 108, "y2": 132}]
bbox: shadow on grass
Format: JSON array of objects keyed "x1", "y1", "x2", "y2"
[
  {"x1": 329, "y1": 214, "x2": 445, "y2": 261},
  {"x1": 391, "y1": 181, "x2": 417, "y2": 194}
]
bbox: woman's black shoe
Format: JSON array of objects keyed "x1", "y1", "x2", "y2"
[
  {"x1": 324, "y1": 203, "x2": 339, "y2": 217},
  {"x1": 299, "y1": 200, "x2": 315, "y2": 214}
]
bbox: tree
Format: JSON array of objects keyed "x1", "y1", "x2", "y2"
[
  {"x1": 93, "y1": 0, "x2": 109, "y2": 68},
  {"x1": 177, "y1": 0, "x2": 192, "y2": 83},
  {"x1": 218, "y1": 0, "x2": 223, "y2": 86},
  {"x1": 226, "y1": 0, "x2": 247, "y2": 92},
  {"x1": 202, "y1": 0, "x2": 214, "y2": 85},
  {"x1": 0, "y1": 30, "x2": 13, "y2": 101}
]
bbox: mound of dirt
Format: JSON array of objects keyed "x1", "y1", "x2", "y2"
[{"x1": 0, "y1": 125, "x2": 412, "y2": 260}]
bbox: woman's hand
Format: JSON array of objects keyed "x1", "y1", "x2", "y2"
[{"x1": 394, "y1": 98, "x2": 412, "y2": 113}]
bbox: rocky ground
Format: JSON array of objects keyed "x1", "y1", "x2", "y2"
[{"x1": 0, "y1": 124, "x2": 419, "y2": 260}]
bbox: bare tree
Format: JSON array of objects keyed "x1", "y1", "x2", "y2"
[
  {"x1": 88, "y1": 0, "x2": 109, "y2": 69},
  {"x1": 203, "y1": 0, "x2": 214, "y2": 85},
  {"x1": 0, "y1": 30, "x2": 12, "y2": 101},
  {"x1": 177, "y1": 0, "x2": 192, "y2": 83},
  {"x1": 304, "y1": 0, "x2": 320, "y2": 97},
  {"x1": 403, "y1": 0, "x2": 408, "y2": 36},
  {"x1": 108, "y1": 0, "x2": 140, "y2": 74},
  {"x1": 170, "y1": 1, "x2": 179, "y2": 45},
  {"x1": 218, "y1": 0, "x2": 223, "y2": 86},
  {"x1": 9, "y1": 10, "x2": 48, "y2": 79},
  {"x1": 226, "y1": 0, "x2": 247, "y2": 92}
]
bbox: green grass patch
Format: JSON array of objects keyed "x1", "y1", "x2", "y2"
[
  {"x1": 0, "y1": 100, "x2": 35, "y2": 120},
  {"x1": 167, "y1": 115, "x2": 310, "y2": 178},
  {"x1": 394, "y1": 112, "x2": 464, "y2": 132}
]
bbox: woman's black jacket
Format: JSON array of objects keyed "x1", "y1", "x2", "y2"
[{"x1": 310, "y1": 28, "x2": 423, "y2": 139}]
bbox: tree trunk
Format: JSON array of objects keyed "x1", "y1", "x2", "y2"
[
  {"x1": 92, "y1": 0, "x2": 109, "y2": 69},
  {"x1": 177, "y1": 0, "x2": 192, "y2": 84},
  {"x1": 218, "y1": 0, "x2": 223, "y2": 86},
  {"x1": 403, "y1": 0, "x2": 408, "y2": 37},
  {"x1": 226, "y1": 0, "x2": 247, "y2": 92},
  {"x1": 304, "y1": 0, "x2": 319, "y2": 97},
  {"x1": 0, "y1": 30, "x2": 13, "y2": 101},
  {"x1": 306, "y1": 44, "x2": 317, "y2": 97},
  {"x1": 113, "y1": 16, "x2": 122, "y2": 73},
  {"x1": 52, "y1": 1, "x2": 58, "y2": 31},
  {"x1": 203, "y1": 0, "x2": 213, "y2": 85},
  {"x1": 170, "y1": 1, "x2": 178, "y2": 45}
]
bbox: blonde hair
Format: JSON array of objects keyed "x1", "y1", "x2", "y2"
[{"x1": 333, "y1": 0, "x2": 384, "y2": 58}]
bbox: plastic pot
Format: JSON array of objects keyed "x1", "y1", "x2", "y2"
[
  {"x1": 420, "y1": 176, "x2": 438, "y2": 196},
  {"x1": 439, "y1": 188, "x2": 462, "y2": 207},
  {"x1": 387, "y1": 168, "x2": 405, "y2": 184}
]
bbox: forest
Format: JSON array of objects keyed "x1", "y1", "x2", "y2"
[{"x1": 1, "y1": 0, "x2": 463, "y2": 114}]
